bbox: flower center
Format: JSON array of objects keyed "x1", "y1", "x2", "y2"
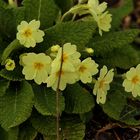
[
  {"x1": 62, "y1": 53, "x2": 68, "y2": 62},
  {"x1": 34, "y1": 62, "x2": 44, "y2": 70},
  {"x1": 99, "y1": 80, "x2": 105, "y2": 89},
  {"x1": 79, "y1": 65, "x2": 87, "y2": 73},
  {"x1": 24, "y1": 28, "x2": 32, "y2": 37},
  {"x1": 132, "y1": 75, "x2": 140, "y2": 84},
  {"x1": 56, "y1": 70, "x2": 64, "y2": 76}
]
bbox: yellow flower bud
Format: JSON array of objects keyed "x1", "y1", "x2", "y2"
[
  {"x1": 51, "y1": 45, "x2": 60, "y2": 52},
  {"x1": 85, "y1": 48, "x2": 94, "y2": 54},
  {"x1": 5, "y1": 59, "x2": 15, "y2": 71}
]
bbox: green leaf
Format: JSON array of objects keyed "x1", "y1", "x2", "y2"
[
  {"x1": 102, "y1": 82, "x2": 140, "y2": 125},
  {"x1": 32, "y1": 84, "x2": 65, "y2": 116},
  {"x1": 54, "y1": 0, "x2": 74, "y2": 13},
  {"x1": 0, "y1": 81, "x2": 34, "y2": 130},
  {"x1": 31, "y1": 112, "x2": 85, "y2": 140},
  {"x1": 0, "y1": 6, "x2": 25, "y2": 39},
  {"x1": 18, "y1": 122, "x2": 37, "y2": 140},
  {"x1": 0, "y1": 78, "x2": 10, "y2": 97},
  {"x1": 64, "y1": 83, "x2": 95, "y2": 114},
  {"x1": 42, "y1": 21, "x2": 96, "y2": 51},
  {"x1": 109, "y1": 0, "x2": 133, "y2": 30},
  {"x1": 22, "y1": 0, "x2": 59, "y2": 29},
  {"x1": 88, "y1": 29, "x2": 140, "y2": 57},
  {"x1": 98, "y1": 45, "x2": 139, "y2": 69},
  {"x1": 0, "y1": 66, "x2": 24, "y2": 81},
  {"x1": 0, "y1": 127, "x2": 19, "y2": 140}
]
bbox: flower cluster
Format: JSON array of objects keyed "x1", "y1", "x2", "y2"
[{"x1": 69, "y1": 0, "x2": 112, "y2": 35}]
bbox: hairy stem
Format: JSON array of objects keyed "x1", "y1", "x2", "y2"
[{"x1": 56, "y1": 46, "x2": 64, "y2": 140}]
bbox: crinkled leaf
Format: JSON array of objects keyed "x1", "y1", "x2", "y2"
[
  {"x1": 54, "y1": 0, "x2": 74, "y2": 13},
  {"x1": 31, "y1": 112, "x2": 85, "y2": 140},
  {"x1": 0, "y1": 81, "x2": 34, "y2": 130},
  {"x1": 88, "y1": 29, "x2": 140, "y2": 57},
  {"x1": 64, "y1": 83, "x2": 95, "y2": 114},
  {"x1": 41, "y1": 21, "x2": 96, "y2": 51},
  {"x1": 102, "y1": 81, "x2": 140, "y2": 125},
  {"x1": 0, "y1": 66, "x2": 24, "y2": 81},
  {"x1": 18, "y1": 122, "x2": 37, "y2": 140},
  {"x1": 32, "y1": 84, "x2": 65, "y2": 116},
  {"x1": 0, "y1": 78, "x2": 10, "y2": 97},
  {"x1": 0, "y1": 6, "x2": 25, "y2": 39},
  {"x1": 0, "y1": 127, "x2": 19, "y2": 140},
  {"x1": 22, "y1": 0, "x2": 59, "y2": 29},
  {"x1": 98, "y1": 45, "x2": 139, "y2": 69}
]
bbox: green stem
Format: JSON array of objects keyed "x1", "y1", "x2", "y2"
[{"x1": 1, "y1": 39, "x2": 21, "y2": 65}]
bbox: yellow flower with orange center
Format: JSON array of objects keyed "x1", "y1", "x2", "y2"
[
  {"x1": 17, "y1": 20, "x2": 45, "y2": 48},
  {"x1": 21, "y1": 53, "x2": 52, "y2": 85},
  {"x1": 123, "y1": 64, "x2": 140, "y2": 97},
  {"x1": 54, "y1": 43, "x2": 81, "y2": 72},
  {"x1": 77, "y1": 57, "x2": 98, "y2": 83},
  {"x1": 46, "y1": 59, "x2": 79, "y2": 91},
  {"x1": 93, "y1": 66, "x2": 114, "y2": 104}
]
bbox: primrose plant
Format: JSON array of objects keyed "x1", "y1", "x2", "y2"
[{"x1": 0, "y1": 0, "x2": 140, "y2": 139}]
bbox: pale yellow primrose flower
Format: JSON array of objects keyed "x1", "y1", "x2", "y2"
[
  {"x1": 46, "y1": 43, "x2": 80, "y2": 91},
  {"x1": 88, "y1": 0, "x2": 107, "y2": 15},
  {"x1": 5, "y1": 59, "x2": 15, "y2": 71},
  {"x1": 54, "y1": 43, "x2": 81, "y2": 72},
  {"x1": 77, "y1": 57, "x2": 98, "y2": 83},
  {"x1": 123, "y1": 64, "x2": 140, "y2": 97},
  {"x1": 93, "y1": 66, "x2": 114, "y2": 104},
  {"x1": 46, "y1": 59, "x2": 79, "y2": 91},
  {"x1": 21, "y1": 53, "x2": 52, "y2": 85},
  {"x1": 17, "y1": 20, "x2": 45, "y2": 48},
  {"x1": 94, "y1": 11, "x2": 112, "y2": 36}
]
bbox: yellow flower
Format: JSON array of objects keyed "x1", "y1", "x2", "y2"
[
  {"x1": 54, "y1": 43, "x2": 81, "y2": 72},
  {"x1": 85, "y1": 48, "x2": 94, "y2": 54},
  {"x1": 95, "y1": 11, "x2": 112, "y2": 36},
  {"x1": 77, "y1": 57, "x2": 98, "y2": 83},
  {"x1": 93, "y1": 66, "x2": 114, "y2": 104},
  {"x1": 88, "y1": 0, "x2": 107, "y2": 15},
  {"x1": 46, "y1": 59, "x2": 78, "y2": 91},
  {"x1": 21, "y1": 53, "x2": 52, "y2": 85},
  {"x1": 123, "y1": 64, "x2": 140, "y2": 97},
  {"x1": 5, "y1": 59, "x2": 15, "y2": 71},
  {"x1": 17, "y1": 20, "x2": 45, "y2": 48}
]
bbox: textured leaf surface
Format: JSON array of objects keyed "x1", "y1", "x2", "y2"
[
  {"x1": 88, "y1": 29, "x2": 140, "y2": 57},
  {"x1": 33, "y1": 84, "x2": 65, "y2": 116},
  {"x1": 64, "y1": 83, "x2": 95, "y2": 114},
  {"x1": 98, "y1": 45, "x2": 139, "y2": 69},
  {"x1": 0, "y1": 79, "x2": 10, "y2": 96},
  {"x1": 18, "y1": 122, "x2": 37, "y2": 140},
  {"x1": 31, "y1": 112, "x2": 85, "y2": 140},
  {"x1": 41, "y1": 21, "x2": 97, "y2": 51},
  {"x1": 0, "y1": 6, "x2": 24, "y2": 39},
  {"x1": 22, "y1": 0, "x2": 59, "y2": 29},
  {"x1": 102, "y1": 82, "x2": 140, "y2": 125},
  {"x1": 0, "y1": 81, "x2": 34, "y2": 130},
  {"x1": 0, "y1": 66, "x2": 24, "y2": 81},
  {"x1": 0, "y1": 127, "x2": 18, "y2": 140}
]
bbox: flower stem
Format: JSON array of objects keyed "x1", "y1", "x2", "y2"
[
  {"x1": 1, "y1": 39, "x2": 21, "y2": 65},
  {"x1": 56, "y1": 46, "x2": 64, "y2": 140}
]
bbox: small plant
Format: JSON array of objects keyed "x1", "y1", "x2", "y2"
[{"x1": 0, "y1": 0, "x2": 140, "y2": 140}]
